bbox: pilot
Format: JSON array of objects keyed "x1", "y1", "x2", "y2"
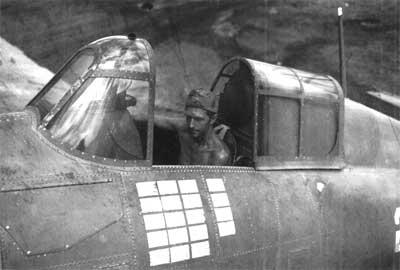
[{"x1": 179, "y1": 88, "x2": 231, "y2": 165}]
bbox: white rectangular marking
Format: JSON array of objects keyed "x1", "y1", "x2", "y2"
[
  {"x1": 147, "y1": 230, "x2": 169, "y2": 248},
  {"x1": 394, "y1": 207, "x2": 400, "y2": 225},
  {"x1": 164, "y1": 211, "x2": 186, "y2": 228},
  {"x1": 206, "y1": 178, "x2": 226, "y2": 192},
  {"x1": 189, "y1": 224, "x2": 209, "y2": 241},
  {"x1": 170, "y1": 244, "x2": 190, "y2": 263},
  {"x1": 182, "y1": 194, "x2": 203, "y2": 209},
  {"x1": 178, "y1": 179, "x2": 199, "y2": 193},
  {"x1": 338, "y1": 7, "x2": 343, "y2": 16},
  {"x1": 185, "y1": 209, "x2": 206, "y2": 225},
  {"x1": 211, "y1": 193, "x2": 230, "y2": 207},
  {"x1": 139, "y1": 197, "x2": 162, "y2": 213},
  {"x1": 191, "y1": 241, "x2": 210, "y2": 258},
  {"x1": 214, "y1": 207, "x2": 234, "y2": 222},
  {"x1": 136, "y1": 182, "x2": 158, "y2": 197},
  {"x1": 218, "y1": 220, "x2": 236, "y2": 237},
  {"x1": 149, "y1": 248, "x2": 170, "y2": 266},
  {"x1": 143, "y1": 213, "x2": 166, "y2": 230},
  {"x1": 168, "y1": 227, "x2": 189, "y2": 245},
  {"x1": 161, "y1": 195, "x2": 183, "y2": 211},
  {"x1": 396, "y1": 230, "x2": 400, "y2": 253},
  {"x1": 157, "y1": 180, "x2": 178, "y2": 195}
]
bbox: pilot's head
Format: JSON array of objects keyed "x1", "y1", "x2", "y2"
[{"x1": 185, "y1": 88, "x2": 217, "y2": 142}]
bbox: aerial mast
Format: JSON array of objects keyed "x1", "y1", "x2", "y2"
[{"x1": 338, "y1": 7, "x2": 347, "y2": 97}]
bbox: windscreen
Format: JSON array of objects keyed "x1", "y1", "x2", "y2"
[
  {"x1": 47, "y1": 77, "x2": 149, "y2": 160},
  {"x1": 39, "y1": 37, "x2": 154, "y2": 162},
  {"x1": 33, "y1": 49, "x2": 95, "y2": 119}
]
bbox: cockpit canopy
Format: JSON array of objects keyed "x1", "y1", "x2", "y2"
[
  {"x1": 211, "y1": 58, "x2": 344, "y2": 170},
  {"x1": 28, "y1": 36, "x2": 155, "y2": 165},
  {"x1": 28, "y1": 35, "x2": 344, "y2": 169}
]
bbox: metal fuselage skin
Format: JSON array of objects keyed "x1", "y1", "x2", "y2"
[
  {"x1": 0, "y1": 34, "x2": 400, "y2": 270},
  {"x1": 0, "y1": 98, "x2": 399, "y2": 270}
]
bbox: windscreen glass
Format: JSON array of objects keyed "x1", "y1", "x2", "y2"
[
  {"x1": 34, "y1": 49, "x2": 95, "y2": 119},
  {"x1": 97, "y1": 39, "x2": 149, "y2": 72},
  {"x1": 47, "y1": 77, "x2": 149, "y2": 160}
]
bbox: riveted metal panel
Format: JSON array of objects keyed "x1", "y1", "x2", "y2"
[
  {"x1": 0, "y1": 110, "x2": 124, "y2": 191},
  {"x1": 269, "y1": 171, "x2": 322, "y2": 270},
  {"x1": 318, "y1": 169, "x2": 400, "y2": 270},
  {"x1": 200, "y1": 168, "x2": 279, "y2": 270},
  {"x1": 0, "y1": 176, "x2": 138, "y2": 270},
  {"x1": 0, "y1": 181, "x2": 122, "y2": 255},
  {"x1": 344, "y1": 99, "x2": 400, "y2": 168}
]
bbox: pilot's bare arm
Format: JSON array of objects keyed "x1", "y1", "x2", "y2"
[
  {"x1": 213, "y1": 146, "x2": 231, "y2": 166},
  {"x1": 155, "y1": 113, "x2": 186, "y2": 130}
]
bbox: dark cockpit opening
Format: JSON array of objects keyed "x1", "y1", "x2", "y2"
[
  {"x1": 153, "y1": 125, "x2": 181, "y2": 165},
  {"x1": 211, "y1": 60, "x2": 255, "y2": 167}
]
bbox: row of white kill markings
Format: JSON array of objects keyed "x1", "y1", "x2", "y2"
[{"x1": 136, "y1": 178, "x2": 236, "y2": 266}]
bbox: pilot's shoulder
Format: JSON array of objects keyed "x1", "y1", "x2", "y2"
[
  {"x1": 213, "y1": 148, "x2": 230, "y2": 166},
  {"x1": 217, "y1": 146, "x2": 230, "y2": 159},
  {"x1": 211, "y1": 134, "x2": 231, "y2": 165}
]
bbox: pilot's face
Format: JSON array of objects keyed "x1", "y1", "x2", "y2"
[{"x1": 185, "y1": 107, "x2": 212, "y2": 141}]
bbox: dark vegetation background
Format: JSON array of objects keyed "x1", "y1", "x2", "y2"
[{"x1": 0, "y1": 0, "x2": 399, "y2": 116}]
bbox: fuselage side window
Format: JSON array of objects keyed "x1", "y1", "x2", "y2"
[
  {"x1": 258, "y1": 96, "x2": 299, "y2": 157},
  {"x1": 257, "y1": 70, "x2": 342, "y2": 160},
  {"x1": 255, "y1": 64, "x2": 344, "y2": 169},
  {"x1": 301, "y1": 101, "x2": 338, "y2": 157}
]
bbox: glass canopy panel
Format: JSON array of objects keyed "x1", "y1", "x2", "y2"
[
  {"x1": 33, "y1": 49, "x2": 95, "y2": 119},
  {"x1": 47, "y1": 77, "x2": 149, "y2": 160},
  {"x1": 250, "y1": 60, "x2": 300, "y2": 95},
  {"x1": 295, "y1": 69, "x2": 339, "y2": 100},
  {"x1": 97, "y1": 39, "x2": 150, "y2": 73}
]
